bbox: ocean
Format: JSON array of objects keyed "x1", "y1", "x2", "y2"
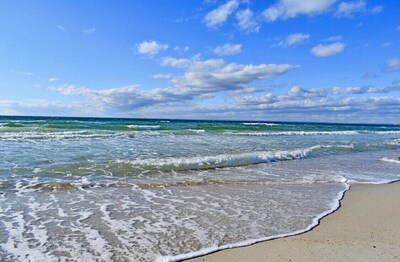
[{"x1": 0, "y1": 116, "x2": 399, "y2": 261}]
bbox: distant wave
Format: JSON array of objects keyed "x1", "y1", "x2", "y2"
[
  {"x1": 127, "y1": 125, "x2": 160, "y2": 130},
  {"x1": 224, "y1": 130, "x2": 400, "y2": 136},
  {"x1": 242, "y1": 122, "x2": 280, "y2": 126},
  {"x1": 0, "y1": 131, "x2": 130, "y2": 141},
  {"x1": 380, "y1": 157, "x2": 400, "y2": 164}
]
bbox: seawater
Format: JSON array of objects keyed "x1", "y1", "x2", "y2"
[{"x1": 0, "y1": 116, "x2": 399, "y2": 261}]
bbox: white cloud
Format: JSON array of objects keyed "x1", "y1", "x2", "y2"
[
  {"x1": 310, "y1": 42, "x2": 345, "y2": 57},
  {"x1": 277, "y1": 33, "x2": 310, "y2": 47},
  {"x1": 48, "y1": 58, "x2": 298, "y2": 113},
  {"x1": 0, "y1": 99, "x2": 89, "y2": 116},
  {"x1": 164, "y1": 57, "x2": 299, "y2": 95},
  {"x1": 204, "y1": 0, "x2": 239, "y2": 28},
  {"x1": 8, "y1": 81, "x2": 397, "y2": 123},
  {"x1": 10, "y1": 70, "x2": 33, "y2": 76},
  {"x1": 152, "y1": 74, "x2": 172, "y2": 79},
  {"x1": 57, "y1": 25, "x2": 66, "y2": 31},
  {"x1": 322, "y1": 35, "x2": 343, "y2": 42},
  {"x1": 48, "y1": 77, "x2": 58, "y2": 82},
  {"x1": 385, "y1": 58, "x2": 400, "y2": 72},
  {"x1": 136, "y1": 40, "x2": 169, "y2": 56},
  {"x1": 161, "y1": 57, "x2": 191, "y2": 68},
  {"x1": 335, "y1": 0, "x2": 366, "y2": 17},
  {"x1": 330, "y1": 85, "x2": 397, "y2": 95},
  {"x1": 82, "y1": 27, "x2": 96, "y2": 34},
  {"x1": 371, "y1": 5, "x2": 383, "y2": 15},
  {"x1": 262, "y1": 0, "x2": 337, "y2": 22},
  {"x1": 235, "y1": 9, "x2": 260, "y2": 33},
  {"x1": 232, "y1": 84, "x2": 400, "y2": 123},
  {"x1": 214, "y1": 43, "x2": 242, "y2": 56},
  {"x1": 174, "y1": 46, "x2": 190, "y2": 52}
]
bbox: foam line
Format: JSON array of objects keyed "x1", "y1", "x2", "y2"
[{"x1": 156, "y1": 182, "x2": 351, "y2": 262}]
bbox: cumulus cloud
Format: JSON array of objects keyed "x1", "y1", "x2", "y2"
[
  {"x1": 161, "y1": 57, "x2": 191, "y2": 68},
  {"x1": 335, "y1": 0, "x2": 366, "y2": 17},
  {"x1": 48, "y1": 58, "x2": 298, "y2": 113},
  {"x1": 8, "y1": 81, "x2": 398, "y2": 123},
  {"x1": 277, "y1": 33, "x2": 310, "y2": 47},
  {"x1": 330, "y1": 85, "x2": 398, "y2": 95},
  {"x1": 136, "y1": 40, "x2": 169, "y2": 56},
  {"x1": 235, "y1": 9, "x2": 260, "y2": 33},
  {"x1": 48, "y1": 77, "x2": 58, "y2": 82},
  {"x1": 310, "y1": 42, "x2": 345, "y2": 57},
  {"x1": 385, "y1": 58, "x2": 400, "y2": 72},
  {"x1": 204, "y1": 0, "x2": 239, "y2": 28},
  {"x1": 231, "y1": 84, "x2": 400, "y2": 123},
  {"x1": 214, "y1": 43, "x2": 242, "y2": 56},
  {"x1": 163, "y1": 57, "x2": 299, "y2": 95},
  {"x1": 262, "y1": 0, "x2": 336, "y2": 22}
]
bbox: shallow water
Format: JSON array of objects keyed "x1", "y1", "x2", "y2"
[{"x1": 0, "y1": 116, "x2": 399, "y2": 261}]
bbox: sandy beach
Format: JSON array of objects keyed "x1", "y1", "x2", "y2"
[{"x1": 187, "y1": 182, "x2": 400, "y2": 262}]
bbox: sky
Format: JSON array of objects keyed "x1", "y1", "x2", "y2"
[{"x1": 0, "y1": 0, "x2": 399, "y2": 123}]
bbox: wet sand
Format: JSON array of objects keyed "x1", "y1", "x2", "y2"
[{"x1": 187, "y1": 182, "x2": 400, "y2": 262}]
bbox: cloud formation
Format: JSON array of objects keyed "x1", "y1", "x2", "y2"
[
  {"x1": 277, "y1": 33, "x2": 310, "y2": 47},
  {"x1": 5, "y1": 81, "x2": 398, "y2": 123},
  {"x1": 335, "y1": 0, "x2": 366, "y2": 17},
  {"x1": 310, "y1": 42, "x2": 345, "y2": 57},
  {"x1": 214, "y1": 43, "x2": 242, "y2": 56},
  {"x1": 48, "y1": 58, "x2": 298, "y2": 113},
  {"x1": 385, "y1": 58, "x2": 400, "y2": 72},
  {"x1": 82, "y1": 27, "x2": 96, "y2": 34},
  {"x1": 235, "y1": 9, "x2": 260, "y2": 33},
  {"x1": 204, "y1": 0, "x2": 239, "y2": 28},
  {"x1": 263, "y1": 0, "x2": 336, "y2": 22},
  {"x1": 137, "y1": 41, "x2": 169, "y2": 56}
]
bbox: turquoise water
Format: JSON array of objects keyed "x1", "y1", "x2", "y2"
[{"x1": 1, "y1": 116, "x2": 399, "y2": 261}]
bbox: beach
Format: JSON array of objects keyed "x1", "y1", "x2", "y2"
[{"x1": 187, "y1": 182, "x2": 400, "y2": 262}]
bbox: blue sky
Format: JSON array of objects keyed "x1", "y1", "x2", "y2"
[{"x1": 0, "y1": 0, "x2": 399, "y2": 123}]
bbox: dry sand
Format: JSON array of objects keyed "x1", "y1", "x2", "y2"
[{"x1": 187, "y1": 182, "x2": 400, "y2": 262}]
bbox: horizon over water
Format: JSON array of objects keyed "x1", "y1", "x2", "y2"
[
  {"x1": 2, "y1": 114, "x2": 399, "y2": 125},
  {"x1": 1, "y1": 115, "x2": 399, "y2": 261}
]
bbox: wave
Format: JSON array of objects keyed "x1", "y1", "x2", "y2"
[
  {"x1": 127, "y1": 125, "x2": 160, "y2": 130},
  {"x1": 224, "y1": 130, "x2": 400, "y2": 136},
  {"x1": 11, "y1": 175, "x2": 349, "y2": 193},
  {"x1": 0, "y1": 131, "x2": 132, "y2": 141},
  {"x1": 242, "y1": 122, "x2": 280, "y2": 126},
  {"x1": 380, "y1": 157, "x2": 400, "y2": 164},
  {"x1": 0, "y1": 122, "x2": 25, "y2": 128},
  {"x1": 1, "y1": 129, "x2": 398, "y2": 141},
  {"x1": 116, "y1": 145, "x2": 353, "y2": 171}
]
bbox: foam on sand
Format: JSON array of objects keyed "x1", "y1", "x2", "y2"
[{"x1": 156, "y1": 182, "x2": 350, "y2": 262}]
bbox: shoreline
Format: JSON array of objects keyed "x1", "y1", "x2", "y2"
[{"x1": 183, "y1": 182, "x2": 400, "y2": 262}]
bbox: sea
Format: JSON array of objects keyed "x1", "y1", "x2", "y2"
[{"x1": 0, "y1": 116, "x2": 399, "y2": 261}]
